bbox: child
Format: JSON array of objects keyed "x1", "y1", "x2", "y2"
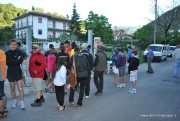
[
  {"x1": 128, "y1": 51, "x2": 139, "y2": 93},
  {"x1": 45, "y1": 48, "x2": 57, "y2": 93},
  {"x1": 110, "y1": 49, "x2": 119, "y2": 85},
  {"x1": 54, "y1": 58, "x2": 67, "y2": 111}
]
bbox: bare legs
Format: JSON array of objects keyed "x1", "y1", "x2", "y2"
[
  {"x1": 120, "y1": 76, "x2": 125, "y2": 84},
  {"x1": 114, "y1": 73, "x2": 118, "y2": 84}
]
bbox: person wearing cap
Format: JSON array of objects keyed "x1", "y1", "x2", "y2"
[
  {"x1": 81, "y1": 43, "x2": 93, "y2": 98},
  {"x1": 64, "y1": 40, "x2": 72, "y2": 58},
  {"x1": 29, "y1": 44, "x2": 47, "y2": 107},
  {"x1": 87, "y1": 45, "x2": 92, "y2": 53},
  {"x1": 5, "y1": 40, "x2": 25, "y2": 110}
]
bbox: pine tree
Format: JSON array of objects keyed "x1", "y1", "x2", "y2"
[{"x1": 69, "y1": 3, "x2": 82, "y2": 40}]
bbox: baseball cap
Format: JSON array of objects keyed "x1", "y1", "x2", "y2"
[
  {"x1": 32, "y1": 44, "x2": 39, "y2": 48},
  {"x1": 81, "y1": 43, "x2": 88, "y2": 49}
]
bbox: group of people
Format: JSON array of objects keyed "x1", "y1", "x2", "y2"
[
  {"x1": 110, "y1": 45, "x2": 139, "y2": 93},
  {"x1": 0, "y1": 39, "x2": 107, "y2": 117}
]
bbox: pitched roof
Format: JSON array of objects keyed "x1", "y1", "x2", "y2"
[{"x1": 13, "y1": 12, "x2": 70, "y2": 22}]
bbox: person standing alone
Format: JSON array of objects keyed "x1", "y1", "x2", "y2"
[
  {"x1": 147, "y1": 46, "x2": 154, "y2": 73},
  {"x1": 172, "y1": 44, "x2": 180, "y2": 78},
  {"x1": 5, "y1": 40, "x2": 25, "y2": 109},
  {"x1": 94, "y1": 45, "x2": 107, "y2": 95}
]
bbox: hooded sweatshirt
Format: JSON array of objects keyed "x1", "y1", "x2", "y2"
[
  {"x1": 110, "y1": 49, "x2": 119, "y2": 65},
  {"x1": 129, "y1": 56, "x2": 139, "y2": 71}
]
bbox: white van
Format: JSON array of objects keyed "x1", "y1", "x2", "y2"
[
  {"x1": 167, "y1": 46, "x2": 176, "y2": 57},
  {"x1": 143, "y1": 44, "x2": 169, "y2": 62}
]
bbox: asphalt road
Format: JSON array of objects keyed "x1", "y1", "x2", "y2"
[{"x1": 2, "y1": 58, "x2": 180, "y2": 121}]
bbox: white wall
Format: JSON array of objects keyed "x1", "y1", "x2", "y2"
[{"x1": 33, "y1": 16, "x2": 48, "y2": 39}]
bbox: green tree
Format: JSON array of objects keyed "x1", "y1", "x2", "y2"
[
  {"x1": 52, "y1": 12, "x2": 58, "y2": 16},
  {"x1": 69, "y1": 3, "x2": 82, "y2": 40},
  {"x1": 85, "y1": 11, "x2": 114, "y2": 44},
  {"x1": 59, "y1": 15, "x2": 66, "y2": 19},
  {"x1": 0, "y1": 27, "x2": 14, "y2": 45},
  {"x1": 0, "y1": 3, "x2": 24, "y2": 28},
  {"x1": 34, "y1": 7, "x2": 44, "y2": 13}
]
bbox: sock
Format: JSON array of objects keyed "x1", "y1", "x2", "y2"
[
  {"x1": 13, "y1": 99, "x2": 17, "y2": 102},
  {"x1": 21, "y1": 101, "x2": 24, "y2": 104}
]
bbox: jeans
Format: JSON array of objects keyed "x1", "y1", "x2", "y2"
[
  {"x1": 69, "y1": 77, "x2": 87, "y2": 106},
  {"x1": 55, "y1": 85, "x2": 65, "y2": 106},
  {"x1": 174, "y1": 60, "x2": 180, "y2": 77},
  {"x1": 147, "y1": 58, "x2": 153, "y2": 72},
  {"x1": 94, "y1": 70, "x2": 104, "y2": 93}
]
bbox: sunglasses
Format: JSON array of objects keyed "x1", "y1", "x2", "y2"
[{"x1": 32, "y1": 48, "x2": 37, "y2": 50}]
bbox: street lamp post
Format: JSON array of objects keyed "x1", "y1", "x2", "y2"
[{"x1": 154, "y1": 0, "x2": 157, "y2": 44}]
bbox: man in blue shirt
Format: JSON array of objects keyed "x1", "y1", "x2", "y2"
[{"x1": 147, "y1": 46, "x2": 154, "y2": 73}]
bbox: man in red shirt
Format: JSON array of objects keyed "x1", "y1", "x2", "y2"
[{"x1": 64, "y1": 41, "x2": 72, "y2": 58}]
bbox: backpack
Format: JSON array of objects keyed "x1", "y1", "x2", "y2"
[
  {"x1": 116, "y1": 54, "x2": 126, "y2": 68},
  {"x1": 74, "y1": 53, "x2": 89, "y2": 78}
]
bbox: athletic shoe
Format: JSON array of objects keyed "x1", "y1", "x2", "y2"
[
  {"x1": 0, "y1": 111, "x2": 7, "y2": 118},
  {"x1": 49, "y1": 89, "x2": 55, "y2": 93},
  {"x1": 117, "y1": 84, "x2": 122, "y2": 88},
  {"x1": 94, "y1": 92, "x2": 102, "y2": 95},
  {"x1": 68, "y1": 102, "x2": 74, "y2": 106},
  {"x1": 129, "y1": 89, "x2": 136, "y2": 93},
  {"x1": 12, "y1": 101, "x2": 18, "y2": 109},
  {"x1": 85, "y1": 95, "x2": 90, "y2": 99},
  {"x1": 40, "y1": 97, "x2": 45, "y2": 103},
  {"x1": 44, "y1": 87, "x2": 49, "y2": 92},
  {"x1": 122, "y1": 83, "x2": 126, "y2": 88},
  {"x1": 77, "y1": 105, "x2": 82, "y2": 109},
  {"x1": 31, "y1": 99, "x2": 42, "y2": 107},
  {"x1": 24, "y1": 83, "x2": 30, "y2": 87},
  {"x1": 129, "y1": 88, "x2": 132, "y2": 91},
  {"x1": 21, "y1": 103, "x2": 25, "y2": 110}
]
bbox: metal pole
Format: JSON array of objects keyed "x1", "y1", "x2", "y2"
[{"x1": 154, "y1": 0, "x2": 157, "y2": 44}]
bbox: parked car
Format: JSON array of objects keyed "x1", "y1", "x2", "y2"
[
  {"x1": 143, "y1": 44, "x2": 169, "y2": 63},
  {"x1": 167, "y1": 46, "x2": 176, "y2": 57}
]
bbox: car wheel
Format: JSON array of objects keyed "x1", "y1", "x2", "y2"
[{"x1": 164, "y1": 58, "x2": 167, "y2": 61}]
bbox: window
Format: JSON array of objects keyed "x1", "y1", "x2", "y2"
[
  {"x1": 53, "y1": 21, "x2": 56, "y2": 28},
  {"x1": 38, "y1": 29, "x2": 42, "y2": 35},
  {"x1": 63, "y1": 23, "x2": 66, "y2": 30},
  {"x1": 38, "y1": 18, "x2": 42, "y2": 23},
  {"x1": 53, "y1": 31, "x2": 56, "y2": 38}
]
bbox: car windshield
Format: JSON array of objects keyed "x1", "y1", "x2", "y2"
[
  {"x1": 150, "y1": 46, "x2": 162, "y2": 52},
  {"x1": 170, "y1": 47, "x2": 175, "y2": 50}
]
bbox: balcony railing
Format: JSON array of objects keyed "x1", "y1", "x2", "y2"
[
  {"x1": 48, "y1": 24, "x2": 69, "y2": 30},
  {"x1": 12, "y1": 21, "x2": 33, "y2": 30}
]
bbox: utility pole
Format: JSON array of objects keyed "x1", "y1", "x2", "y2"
[{"x1": 154, "y1": 0, "x2": 157, "y2": 44}]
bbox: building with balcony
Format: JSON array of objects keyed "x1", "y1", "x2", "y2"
[{"x1": 12, "y1": 12, "x2": 70, "y2": 40}]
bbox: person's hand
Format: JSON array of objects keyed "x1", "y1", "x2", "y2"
[
  {"x1": 34, "y1": 70, "x2": 37, "y2": 74},
  {"x1": 18, "y1": 56, "x2": 21, "y2": 60}
]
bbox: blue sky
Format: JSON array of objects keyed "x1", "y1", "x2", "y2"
[{"x1": 1, "y1": 0, "x2": 173, "y2": 27}]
